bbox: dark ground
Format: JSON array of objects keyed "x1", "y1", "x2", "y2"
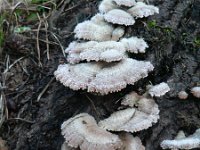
[{"x1": 0, "y1": 0, "x2": 200, "y2": 150}]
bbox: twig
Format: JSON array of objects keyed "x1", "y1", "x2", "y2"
[
  {"x1": 36, "y1": 13, "x2": 43, "y2": 67},
  {"x1": 7, "y1": 118, "x2": 35, "y2": 124},
  {"x1": 37, "y1": 77, "x2": 55, "y2": 102},
  {"x1": 85, "y1": 95, "x2": 100, "y2": 119}
]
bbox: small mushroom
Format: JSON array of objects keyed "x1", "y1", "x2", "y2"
[
  {"x1": 121, "y1": 91, "x2": 141, "y2": 107},
  {"x1": 113, "y1": 0, "x2": 136, "y2": 7},
  {"x1": 128, "y1": 2, "x2": 159, "y2": 18},
  {"x1": 61, "y1": 113, "x2": 122, "y2": 150},
  {"x1": 178, "y1": 91, "x2": 188, "y2": 100},
  {"x1": 191, "y1": 86, "x2": 200, "y2": 98},
  {"x1": 99, "y1": 0, "x2": 118, "y2": 13},
  {"x1": 98, "y1": 92, "x2": 159, "y2": 132},
  {"x1": 104, "y1": 9, "x2": 135, "y2": 26},
  {"x1": 148, "y1": 82, "x2": 170, "y2": 97},
  {"x1": 66, "y1": 41, "x2": 126, "y2": 63},
  {"x1": 120, "y1": 37, "x2": 148, "y2": 53},
  {"x1": 161, "y1": 129, "x2": 200, "y2": 149},
  {"x1": 119, "y1": 133, "x2": 145, "y2": 150},
  {"x1": 74, "y1": 20, "x2": 113, "y2": 41},
  {"x1": 88, "y1": 58, "x2": 154, "y2": 95}
]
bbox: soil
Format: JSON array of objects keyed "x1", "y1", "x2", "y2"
[{"x1": 0, "y1": 0, "x2": 200, "y2": 150}]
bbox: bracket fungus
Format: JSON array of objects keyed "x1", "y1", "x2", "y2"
[
  {"x1": 161, "y1": 129, "x2": 200, "y2": 149},
  {"x1": 191, "y1": 86, "x2": 200, "y2": 98},
  {"x1": 119, "y1": 133, "x2": 145, "y2": 150},
  {"x1": 148, "y1": 82, "x2": 170, "y2": 97},
  {"x1": 104, "y1": 9, "x2": 135, "y2": 26},
  {"x1": 178, "y1": 91, "x2": 188, "y2": 100},
  {"x1": 61, "y1": 113, "x2": 122, "y2": 150},
  {"x1": 99, "y1": 0, "x2": 118, "y2": 14},
  {"x1": 120, "y1": 37, "x2": 149, "y2": 53},
  {"x1": 98, "y1": 91, "x2": 159, "y2": 132},
  {"x1": 128, "y1": 2, "x2": 159, "y2": 18}
]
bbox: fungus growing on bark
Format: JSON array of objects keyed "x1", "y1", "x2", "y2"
[
  {"x1": 61, "y1": 142, "x2": 77, "y2": 150},
  {"x1": 66, "y1": 41, "x2": 126, "y2": 63},
  {"x1": 98, "y1": 92, "x2": 159, "y2": 132},
  {"x1": 113, "y1": 0, "x2": 136, "y2": 7},
  {"x1": 119, "y1": 133, "x2": 145, "y2": 150},
  {"x1": 61, "y1": 113, "x2": 122, "y2": 150},
  {"x1": 161, "y1": 129, "x2": 200, "y2": 149},
  {"x1": 191, "y1": 86, "x2": 200, "y2": 98},
  {"x1": 99, "y1": 0, "x2": 118, "y2": 13},
  {"x1": 74, "y1": 20, "x2": 113, "y2": 41},
  {"x1": 148, "y1": 82, "x2": 170, "y2": 97},
  {"x1": 120, "y1": 37, "x2": 148, "y2": 53},
  {"x1": 121, "y1": 91, "x2": 141, "y2": 107},
  {"x1": 87, "y1": 58, "x2": 154, "y2": 95},
  {"x1": 104, "y1": 9, "x2": 135, "y2": 26},
  {"x1": 178, "y1": 91, "x2": 188, "y2": 100},
  {"x1": 128, "y1": 2, "x2": 159, "y2": 18},
  {"x1": 54, "y1": 63, "x2": 102, "y2": 91}
]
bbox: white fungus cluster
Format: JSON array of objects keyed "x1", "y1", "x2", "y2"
[
  {"x1": 54, "y1": 0, "x2": 160, "y2": 95},
  {"x1": 53, "y1": 0, "x2": 172, "y2": 150}
]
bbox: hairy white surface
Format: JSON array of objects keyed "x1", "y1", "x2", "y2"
[
  {"x1": 191, "y1": 87, "x2": 200, "y2": 98},
  {"x1": 128, "y1": 2, "x2": 159, "y2": 18},
  {"x1": 104, "y1": 9, "x2": 135, "y2": 26},
  {"x1": 88, "y1": 58, "x2": 154, "y2": 94},
  {"x1": 66, "y1": 41, "x2": 126, "y2": 63},
  {"x1": 74, "y1": 20, "x2": 113, "y2": 41},
  {"x1": 120, "y1": 37, "x2": 148, "y2": 53},
  {"x1": 161, "y1": 129, "x2": 200, "y2": 149},
  {"x1": 148, "y1": 82, "x2": 170, "y2": 97},
  {"x1": 99, "y1": 0, "x2": 118, "y2": 13},
  {"x1": 98, "y1": 94, "x2": 159, "y2": 132},
  {"x1": 61, "y1": 113, "x2": 122, "y2": 150}
]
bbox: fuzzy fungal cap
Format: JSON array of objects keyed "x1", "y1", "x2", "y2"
[
  {"x1": 191, "y1": 86, "x2": 200, "y2": 98},
  {"x1": 61, "y1": 113, "x2": 122, "y2": 150},
  {"x1": 128, "y1": 2, "x2": 159, "y2": 18},
  {"x1": 66, "y1": 41, "x2": 126, "y2": 63},
  {"x1": 54, "y1": 63, "x2": 102, "y2": 91},
  {"x1": 120, "y1": 37, "x2": 148, "y2": 53},
  {"x1": 161, "y1": 129, "x2": 200, "y2": 149},
  {"x1": 99, "y1": 0, "x2": 118, "y2": 13},
  {"x1": 113, "y1": 0, "x2": 136, "y2": 7},
  {"x1": 178, "y1": 91, "x2": 188, "y2": 100},
  {"x1": 98, "y1": 92, "x2": 159, "y2": 132},
  {"x1": 121, "y1": 91, "x2": 141, "y2": 107},
  {"x1": 148, "y1": 82, "x2": 170, "y2": 97},
  {"x1": 87, "y1": 58, "x2": 154, "y2": 95},
  {"x1": 119, "y1": 133, "x2": 145, "y2": 150},
  {"x1": 74, "y1": 20, "x2": 113, "y2": 41},
  {"x1": 104, "y1": 9, "x2": 135, "y2": 26}
]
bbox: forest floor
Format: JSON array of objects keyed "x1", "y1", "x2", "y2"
[{"x1": 0, "y1": 0, "x2": 200, "y2": 150}]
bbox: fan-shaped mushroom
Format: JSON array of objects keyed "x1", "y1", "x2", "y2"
[
  {"x1": 61, "y1": 113, "x2": 122, "y2": 150},
  {"x1": 120, "y1": 37, "x2": 148, "y2": 53},
  {"x1": 128, "y1": 2, "x2": 159, "y2": 18},
  {"x1": 99, "y1": 0, "x2": 118, "y2": 13},
  {"x1": 161, "y1": 129, "x2": 200, "y2": 149},
  {"x1": 148, "y1": 82, "x2": 170, "y2": 97},
  {"x1": 98, "y1": 92, "x2": 159, "y2": 132},
  {"x1": 74, "y1": 20, "x2": 113, "y2": 41},
  {"x1": 88, "y1": 58, "x2": 154, "y2": 94},
  {"x1": 104, "y1": 9, "x2": 135, "y2": 26}
]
